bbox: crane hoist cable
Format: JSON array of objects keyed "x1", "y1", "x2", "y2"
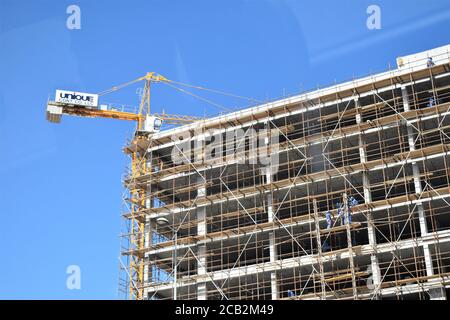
[
  {"x1": 161, "y1": 81, "x2": 234, "y2": 113},
  {"x1": 167, "y1": 79, "x2": 262, "y2": 104},
  {"x1": 96, "y1": 73, "x2": 260, "y2": 113},
  {"x1": 97, "y1": 78, "x2": 144, "y2": 96}
]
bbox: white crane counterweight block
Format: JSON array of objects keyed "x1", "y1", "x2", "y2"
[{"x1": 46, "y1": 104, "x2": 63, "y2": 123}]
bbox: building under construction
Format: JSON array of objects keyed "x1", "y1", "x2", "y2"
[{"x1": 120, "y1": 45, "x2": 450, "y2": 300}]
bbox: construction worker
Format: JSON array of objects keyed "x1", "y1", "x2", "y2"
[
  {"x1": 345, "y1": 196, "x2": 358, "y2": 224},
  {"x1": 428, "y1": 97, "x2": 436, "y2": 107},
  {"x1": 348, "y1": 196, "x2": 358, "y2": 211},
  {"x1": 346, "y1": 196, "x2": 359, "y2": 245},
  {"x1": 325, "y1": 211, "x2": 333, "y2": 229},
  {"x1": 322, "y1": 210, "x2": 333, "y2": 252},
  {"x1": 288, "y1": 289, "x2": 295, "y2": 298},
  {"x1": 427, "y1": 57, "x2": 435, "y2": 68}
]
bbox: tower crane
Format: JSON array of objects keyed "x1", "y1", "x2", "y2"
[
  {"x1": 45, "y1": 72, "x2": 204, "y2": 300},
  {"x1": 46, "y1": 72, "x2": 204, "y2": 130},
  {"x1": 45, "y1": 72, "x2": 257, "y2": 300}
]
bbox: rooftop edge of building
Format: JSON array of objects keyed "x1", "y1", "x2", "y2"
[{"x1": 147, "y1": 44, "x2": 450, "y2": 142}]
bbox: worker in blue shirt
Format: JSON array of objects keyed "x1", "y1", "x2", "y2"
[
  {"x1": 427, "y1": 57, "x2": 435, "y2": 68},
  {"x1": 325, "y1": 211, "x2": 333, "y2": 229},
  {"x1": 345, "y1": 196, "x2": 358, "y2": 224},
  {"x1": 428, "y1": 97, "x2": 435, "y2": 107},
  {"x1": 348, "y1": 196, "x2": 358, "y2": 210},
  {"x1": 348, "y1": 196, "x2": 358, "y2": 207},
  {"x1": 322, "y1": 210, "x2": 333, "y2": 252}
]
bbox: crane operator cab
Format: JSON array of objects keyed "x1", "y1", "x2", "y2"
[
  {"x1": 144, "y1": 115, "x2": 163, "y2": 133},
  {"x1": 137, "y1": 115, "x2": 163, "y2": 135}
]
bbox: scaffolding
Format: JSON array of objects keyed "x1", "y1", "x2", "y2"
[{"x1": 119, "y1": 45, "x2": 450, "y2": 300}]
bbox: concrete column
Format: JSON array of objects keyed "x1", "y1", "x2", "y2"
[
  {"x1": 143, "y1": 217, "x2": 151, "y2": 299},
  {"x1": 269, "y1": 231, "x2": 278, "y2": 299},
  {"x1": 356, "y1": 98, "x2": 381, "y2": 294},
  {"x1": 429, "y1": 287, "x2": 447, "y2": 300},
  {"x1": 197, "y1": 242, "x2": 207, "y2": 300},
  {"x1": 401, "y1": 86, "x2": 434, "y2": 278},
  {"x1": 265, "y1": 167, "x2": 279, "y2": 299},
  {"x1": 143, "y1": 164, "x2": 154, "y2": 299},
  {"x1": 197, "y1": 175, "x2": 207, "y2": 300}
]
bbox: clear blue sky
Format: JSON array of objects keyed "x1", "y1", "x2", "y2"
[{"x1": 0, "y1": 0, "x2": 449, "y2": 299}]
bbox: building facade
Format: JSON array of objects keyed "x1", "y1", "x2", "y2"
[{"x1": 121, "y1": 45, "x2": 450, "y2": 300}]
